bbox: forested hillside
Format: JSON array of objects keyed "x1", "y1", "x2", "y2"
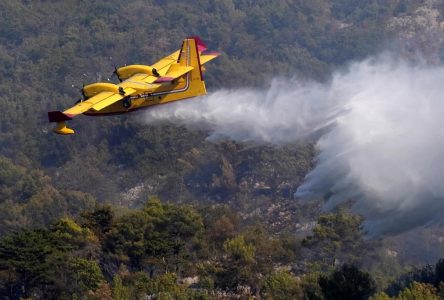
[{"x1": 1, "y1": 0, "x2": 444, "y2": 299}]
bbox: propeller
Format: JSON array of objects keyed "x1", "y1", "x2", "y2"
[
  {"x1": 81, "y1": 83, "x2": 87, "y2": 100},
  {"x1": 70, "y1": 83, "x2": 86, "y2": 103},
  {"x1": 106, "y1": 56, "x2": 122, "y2": 82},
  {"x1": 109, "y1": 65, "x2": 122, "y2": 82}
]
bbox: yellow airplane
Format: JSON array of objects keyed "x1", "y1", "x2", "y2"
[{"x1": 48, "y1": 37, "x2": 219, "y2": 134}]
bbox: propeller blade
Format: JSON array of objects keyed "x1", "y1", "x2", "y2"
[{"x1": 111, "y1": 66, "x2": 122, "y2": 82}]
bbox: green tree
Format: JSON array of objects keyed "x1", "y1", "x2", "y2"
[
  {"x1": 70, "y1": 258, "x2": 104, "y2": 290},
  {"x1": 394, "y1": 282, "x2": 439, "y2": 300},
  {"x1": 262, "y1": 270, "x2": 303, "y2": 300},
  {"x1": 387, "y1": 264, "x2": 436, "y2": 296},
  {"x1": 112, "y1": 274, "x2": 130, "y2": 300},
  {"x1": 223, "y1": 235, "x2": 255, "y2": 264},
  {"x1": 105, "y1": 198, "x2": 204, "y2": 273},
  {"x1": 105, "y1": 210, "x2": 151, "y2": 269},
  {"x1": 0, "y1": 229, "x2": 55, "y2": 298},
  {"x1": 213, "y1": 235, "x2": 256, "y2": 291},
  {"x1": 318, "y1": 264, "x2": 376, "y2": 300},
  {"x1": 82, "y1": 205, "x2": 114, "y2": 239},
  {"x1": 301, "y1": 272, "x2": 324, "y2": 300},
  {"x1": 370, "y1": 292, "x2": 391, "y2": 300},
  {"x1": 435, "y1": 259, "x2": 444, "y2": 285},
  {"x1": 0, "y1": 219, "x2": 103, "y2": 299},
  {"x1": 303, "y1": 210, "x2": 371, "y2": 270}
]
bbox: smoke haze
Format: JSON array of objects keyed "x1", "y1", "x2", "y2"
[{"x1": 143, "y1": 56, "x2": 444, "y2": 236}]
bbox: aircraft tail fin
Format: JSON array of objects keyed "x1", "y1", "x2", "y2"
[{"x1": 178, "y1": 37, "x2": 206, "y2": 82}]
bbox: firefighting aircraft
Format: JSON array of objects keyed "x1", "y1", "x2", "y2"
[{"x1": 48, "y1": 37, "x2": 219, "y2": 134}]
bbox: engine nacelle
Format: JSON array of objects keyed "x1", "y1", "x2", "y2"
[
  {"x1": 116, "y1": 65, "x2": 159, "y2": 80},
  {"x1": 82, "y1": 82, "x2": 122, "y2": 98}
]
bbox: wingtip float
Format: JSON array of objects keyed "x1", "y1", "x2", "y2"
[
  {"x1": 47, "y1": 111, "x2": 74, "y2": 135},
  {"x1": 48, "y1": 37, "x2": 220, "y2": 135}
]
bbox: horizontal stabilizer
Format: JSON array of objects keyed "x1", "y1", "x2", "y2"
[
  {"x1": 154, "y1": 77, "x2": 175, "y2": 83},
  {"x1": 200, "y1": 52, "x2": 220, "y2": 65},
  {"x1": 48, "y1": 111, "x2": 72, "y2": 123},
  {"x1": 153, "y1": 64, "x2": 194, "y2": 83}
]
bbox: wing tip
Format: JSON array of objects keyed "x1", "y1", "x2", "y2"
[{"x1": 48, "y1": 111, "x2": 73, "y2": 123}]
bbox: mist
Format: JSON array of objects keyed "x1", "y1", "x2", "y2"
[
  {"x1": 143, "y1": 55, "x2": 444, "y2": 236},
  {"x1": 144, "y1": 78, "x2": 340, "y2": 144}
]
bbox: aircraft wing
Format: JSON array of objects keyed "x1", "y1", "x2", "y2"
[
  {"x1": 48, "y1": 86, "x2": 137, "y2": 123},
  {"x1": 74, "y1": 89, "x2": 136, "y2": 113},
  {"x1": 48, "y1": 88, "x2": 135, "y2": 135}
]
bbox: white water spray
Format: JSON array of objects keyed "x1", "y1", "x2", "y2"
[{"x1": 144, "y1": 55, "x2": 444, "y2": 235}]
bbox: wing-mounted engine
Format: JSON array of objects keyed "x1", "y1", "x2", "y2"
[
  {"x1": 82, "y1": 82, "x2": 125, "y2": 98},
  {"x1": 116, "y1": 65, "x2": 160, "y2": 81}
]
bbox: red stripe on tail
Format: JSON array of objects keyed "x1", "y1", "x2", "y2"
[{"x1": 188, "y1": 36, "x2": 207, "y2": 52}]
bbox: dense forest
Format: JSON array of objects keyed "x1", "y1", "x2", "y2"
[{"x1": 1, "y1": 0, "x2": 444, "y2": 299}]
